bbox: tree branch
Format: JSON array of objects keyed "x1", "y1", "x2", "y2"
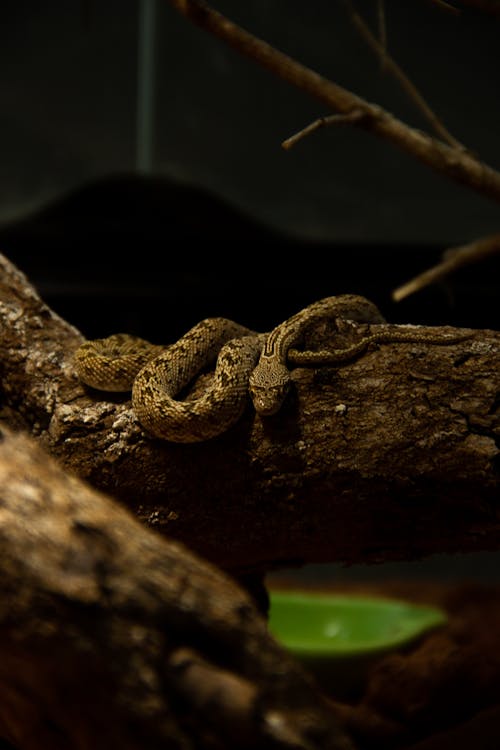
[
  {"x1": 0, "y1": 427, "x2": 353, "y2": 750},
  {"x1": 282, "y1": 111, "x2": 364, "y2": 151},
  {"x1": 392, "y1": 232, "x2": 500, "y2": 301},
  {"x1": 342, "y1": 0, "x2": 466, "y2": 150},
  {"x1": 166, "y1": 0, "x2": 500, "y2": 204},
  {"x1": 1, "y1": 253, "x2": 499, "y2": 577}
]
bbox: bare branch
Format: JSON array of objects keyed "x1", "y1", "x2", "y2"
[
  {"x1": 281, "y1": 111, "x2": 364, "y2": 150},
  {"x1": 392, "y1": 232, "x2": 500, "y2": 301},
  {"x1": 166, "y1": 0, "x2": 500, "y2": 205},
  {"x1": 342, "y1": 0, "x2": 466, "y2": 150},
  {"x1": 429, "y1": 0, "x2": 462, "y2": 14}
]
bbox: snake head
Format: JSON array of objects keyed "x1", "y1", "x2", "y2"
[{"x1": 248, "y1": 361, "x2": 291, "y2": 416}]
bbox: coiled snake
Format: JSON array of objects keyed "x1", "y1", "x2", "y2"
[{"x1": 74, "y1": 294, "x2": 469, "y2": 443}]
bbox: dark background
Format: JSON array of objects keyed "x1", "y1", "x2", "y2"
[
  {"x1": 1, "y1": 1, "x2": 499, "y2": 339},
  {"x1": 1, "y1": 1, "x2": 499, "y2": 583}
]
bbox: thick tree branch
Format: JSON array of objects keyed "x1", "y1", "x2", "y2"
[
  {"x1": 1, "y1": 254, "x2": 499, "y2": 577},
  {"x1": 0, "y1": 427, "x2": 353, "y2": 750},
  {"x1": 166, "y1": 0, "x2": 500, "y2": 204}
]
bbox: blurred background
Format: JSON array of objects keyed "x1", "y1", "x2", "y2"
[{"x1": 1, "y1": 1, "x2": 499, "y2": 584}]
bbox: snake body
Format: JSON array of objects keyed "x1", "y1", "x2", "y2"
[
  {"x1": 74, "y1": 294, "x2": 468, "y2": 443},
  {"x1": 74, "y1": 334, "x2": 165, "y2": 392},
  {"x1": 131, "y1": 319, "x2": 266, "y2": 442},
  {"x1": 75, "y1": 317, "x2": 267, "y2": 442}
]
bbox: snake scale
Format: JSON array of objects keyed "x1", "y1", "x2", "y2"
[{"x1": 74, "y1": 294, "x2": 470, "y2": 443}]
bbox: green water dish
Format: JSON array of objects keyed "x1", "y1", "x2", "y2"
[{"x1": 268, "y1": 590, "x2": 448, "y2": 697}]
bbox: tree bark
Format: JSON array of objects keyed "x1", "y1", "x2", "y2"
[
  {"x1": 0, "y1": 253, "x2": 499, "y2": 575},
  {"x1": 0, "y1": 427, "x2": 353, "y2": 750}
]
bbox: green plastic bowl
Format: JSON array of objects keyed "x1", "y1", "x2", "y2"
[{"x1": 268, "y1": 590, "x2": 447, "y2": 697}]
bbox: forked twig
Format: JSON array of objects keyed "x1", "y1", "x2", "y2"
[
  {"x1": 342, "y1": 0, "x2": 466, "y2": 150},
  {"x1": 166, "y1": 0, "x2": 500, "y2": 205}
]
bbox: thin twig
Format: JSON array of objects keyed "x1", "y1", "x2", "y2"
[
  {"x1": 392, "y1": 232, "x2": 500, "y2": 301},
  {"x1": 282, "y1": 111, "x2": 364, "y2": 150},
  {"x1": 342, "y1": 0, "x2": 466, "y2": 150},
  {"x1": 431, "y1": 0, "x2": 461, "y2": 13},
  {"x1": 166, "y1": 0, "x2": 500, "y2": 205}
]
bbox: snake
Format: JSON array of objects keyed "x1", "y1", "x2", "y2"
[{"x1": 74, "y1": 294, "x2": 468, "y2": 443}]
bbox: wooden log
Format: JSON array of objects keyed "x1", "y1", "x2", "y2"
[{"x1": 0, "y1": 427, "x2": 353, "y2": 750}]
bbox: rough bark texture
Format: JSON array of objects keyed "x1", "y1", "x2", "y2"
[
  {"x1": 0, "y1": 427, "x2": 354, "y2": 750},
  {"x1": 0, "y1": 253, "x2": 499, "y2": 575}
]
